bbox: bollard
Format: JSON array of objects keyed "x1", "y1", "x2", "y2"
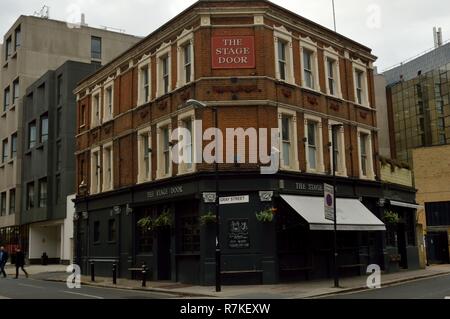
[
  {"x1": 112, "y1": 263, "x2": 117, "y2": 285},
  {"x1": 90, "y1": 261, "x2": 95, "y2": 282},
  {"x1": 141, "y1": 263, "x2": 147, "y2": 287}
]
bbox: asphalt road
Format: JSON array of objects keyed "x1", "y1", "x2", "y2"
[
  {"x1": 0, "y1": 276, "x2": 177, "y2": 299},
  {"x1": 323, "y1": 274, "x2": 450, "y2": 299}
]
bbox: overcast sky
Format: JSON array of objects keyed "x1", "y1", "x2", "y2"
[{"x1": 1, "y1": 0, "x2": 448, "y2": 71}]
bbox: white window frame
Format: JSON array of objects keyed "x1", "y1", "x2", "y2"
[
  {"x1": 328, "y1": 120, "x2": 347, "y2": 177},
  {"x1": 300, "y1": 37, "x2": 320, "y2": 91},
  {"x1": 102, "y1": 142, "x2": 113, "y2": 192},
  {"x1": 103, "y1": 78, "x2": 114, "y2": 123},
  {"x1": 353, "y1": 59, "x2": 370, "y2": 107},
  {"x1": 90, "y1": 147, "x2": 101, "y2": 194},
  {"x1": 278, "y1": 107, "x2": 299, "y2": 171},
  {"x1": 324, "y1": 47, "x2": 342, "y2": 98},
  {"x1": 156, "y1": 119, "x2": 172, "y2": 180},
  {"x1": 274, "y1": 26, "x2": 295, "y2": 84},
  {"x1": 176, "y1": 29, "x2": 195, "y2": 88},
  {"x1": 137, "y1": 54, "x2": 151, "y2": 106},
  {"x1": 304, "y1": 114, "x2": 325, "y2": 173},
  {"x1": 91, "y1": 87, "x2": 102, "y2": 127},
  {"x1": 137, "y1": 126, "x2": 152, "y2": 184},
  {"x1": 156, "y1": 42, "x2": 172, "y2": 97},
  {"x1": 177, "y1": 110, "x2": 197, "y2": 175},
  {"x1": 357, "y1": 127, "x2": 375, "y2": 180}
]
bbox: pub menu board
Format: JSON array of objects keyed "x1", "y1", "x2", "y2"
[{"x1": 228, "y1": 219, "x2": 250, "y2": 249}]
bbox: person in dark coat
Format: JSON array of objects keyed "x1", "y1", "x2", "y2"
[
  {"x1": 0, "y1": 246, "x2": 9, "y2": 278},
  {"x1": 14, "y1": 247, "x2": 28, "y2": 279}
]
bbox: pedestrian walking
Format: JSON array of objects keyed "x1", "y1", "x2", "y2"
[
  {"x1": 0, "y1": 246, "x2": 9, "y2": 278},
  {"x1": 14, "y1": 247, "x2": 28, "y2": 279}
]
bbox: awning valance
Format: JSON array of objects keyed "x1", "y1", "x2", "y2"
[
  {"x1": 389, "y1": 200, "x2": 423, "y2": 210},
  {"x1": 281, "y1": 195, "x2": 386, "y2": 231}
]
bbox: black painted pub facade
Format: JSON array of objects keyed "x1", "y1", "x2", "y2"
[{"x1": 74, "y1": 170, "x2": 420, "y2": 285}]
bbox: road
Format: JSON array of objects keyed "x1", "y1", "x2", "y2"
[
  {"x1": 0, "y1": 276, "x2": 178, "y2": 299},
  {"x1": 323, "y1": 273, "x2": 450, "y2": 299}
]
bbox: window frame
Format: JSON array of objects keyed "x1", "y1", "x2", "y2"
[
  {"x1": 1, "y1": 139, "x2": 8, "y2": 164},
  {"x1": 0, "y1": 192, "x2": 6, "y2": 216},
  {"x1": 26, "y1": 182, "x2": 35, "y2": 210},
  {"x1": 3, "y1": 86, "x2": 10, "y2": 112},
  {"x1": 156, "y1": 119, "x2": 172, "y2": 180},
  {"x1": 274, "y1": 26, "x2": 295, "y2": 84},
  {"x1": 156, "y1": 43, "x2": 172, "y2": 97},
  {"x1": 177, "y1": 110, "x2": 197, "y2": 175},
  {"x1": 9, "y1": 189, "x2": 15, "y2": 215},
  {"x1": 328, "y1": 121, "x2": 347, "y2": 177},
  {"x1": 90, "y1": 88, "x2": 102, "y2": 128},
  {"x1": 91, "y1": 36, "x2": 102, "y2": 61},
  {"x1": 300, "y1": 37, "x2": 320, "y2": 91},
  {"x1": 137, "y1": 55, "x2": 151, "y2": 106},
  {"x1": 137, "y1": 127, "x2": 152, "y2": 184},
  {"x1": 177, "y1": 29, "x2": 195, "y2": 88},
  {"x1": 357, "y1": 127, "x2": 375, "y2": 180},
  {"x1": 353, "y1": 60, "x2": 370, "y2": 107},
  {"x1": 10, "y1": 133, "x2": 17, "y2": 158},
  {"x1": 12, "y1": 79, "x2": 19, "y2": 105},
  {"x1": 324, "y1": 47, "x2": 342, "y2": 98},
  {"x1": 304, "y1": 114, "x2": 325, "y2": 173},
  {"x1": 103, "y1": 79, "x2": 114, "y2": 122},
  {"x1": 40, "y1": 113, "x2": 49, "y2": 143},
  {"x1": 102, "y1": 142, "x2": 114, "y2": 192},
  {"x1": 90, "y1": 147, "x2": 102, "y2": 194},
  {"x1": 28, "y1": 121, "x2": 37, "y2": 149},
  {"x1": 278, "y1": 107, "x2": 299, "y2": 171},
  {"x1": 14, "y1": 26, "x2": 21, "y2": 50},
  {"x1": 38, "y1": 178, "x2": 48, "y2": 208}
]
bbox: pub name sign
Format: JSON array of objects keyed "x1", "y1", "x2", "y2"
[{"x1": 212, "y1": 36, "x2": 255, "y2": 69}]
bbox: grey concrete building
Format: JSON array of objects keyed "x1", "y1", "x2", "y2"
[
  {"x1": 0, "y1": 14, "x2": 140, "y2": 253},
  {"x1": 22, "y1": 61, "x2": 101, "y2": 264}
]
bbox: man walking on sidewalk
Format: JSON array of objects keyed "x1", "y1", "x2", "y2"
[
  {"x1": 0, "y1": 246, "x2": 8, "y2": 278},
  {"x1": 14, "y1": 247, "x2": 28, "y2": 279}
]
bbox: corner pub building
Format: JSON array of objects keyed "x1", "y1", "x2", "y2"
[{"x1": 73, "y1": 0, "x2": 417, "y2": 285}]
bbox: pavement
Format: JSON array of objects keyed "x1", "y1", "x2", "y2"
[{"x1": 3, "y1": 263, "x2": 450, "y2": 299}]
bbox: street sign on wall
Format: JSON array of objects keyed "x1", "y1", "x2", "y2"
[
  {"x1": 324, "y1": 183, "x2": 335, "y2": 221},
  {"x1": 219, "y1": 195, "x2": 249, "y2": 205}
]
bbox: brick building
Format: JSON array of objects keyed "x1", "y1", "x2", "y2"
[{"x1": 73, "y1": 0, "x2": 419, "y2": 284}]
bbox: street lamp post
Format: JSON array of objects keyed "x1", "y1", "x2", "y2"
[
  {"x1": 186, "y1": 99, "x2": 221, "y2": 292},
  {"x1": 331, "y1": 124, "x2": 343, "y2": 288}
]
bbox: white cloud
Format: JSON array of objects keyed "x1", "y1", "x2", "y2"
[{"x1": 1, "y1": 0, "x2": 448, "y2": 70}]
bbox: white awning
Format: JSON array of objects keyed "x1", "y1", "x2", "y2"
[
  {"x1": 281, "y1": 195, "x2": 386, "y2": 231},
  {"x1": 389, "y1": 200, "x2": 423, "y2": 210}
]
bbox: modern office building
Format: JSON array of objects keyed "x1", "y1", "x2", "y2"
[
  {"x1": 383, "y1": 31, "x2": 450, "y2": 164},
  {"x1": 21, "y1": 61, "x2": 101, "y2": 264},
  {"x1": 413, "y1": 145, "x2": 450, "y2": 265},
  {"x1": 0, "y1": 14, "x2": 140, "y2": 254},
  {"x1": 73, "y1": 0, "x2": 420, "y2": 285}
]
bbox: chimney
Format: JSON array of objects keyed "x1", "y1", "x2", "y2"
[
  {"x1": 434, "y1": 27, "x2": 443, "y2": 48},
  {"x1": 81, "y1": 13, "x2": 87, "y2": 26}
]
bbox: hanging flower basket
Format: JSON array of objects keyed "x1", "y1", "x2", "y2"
[
  {"x1": 256, "y1": 207, "x2": 277, "y2": 223},
  {"x1": 137, "y1": 210, "x2": 172, "y2": 231},
  {"x1": 200, "y1": 212, "x2": 217, "y2": 226},
  {"x1": 384, "y1": 210, "x2": 400, "y2": 224}
]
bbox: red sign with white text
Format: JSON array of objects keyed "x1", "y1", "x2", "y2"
[{"x1": 212, "y1": 36, "x2": 255, "y2": 69}]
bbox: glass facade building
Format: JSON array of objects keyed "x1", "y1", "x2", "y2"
[{"x1": 389, "y1": 63, "x2": 450, "y2": 164}]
